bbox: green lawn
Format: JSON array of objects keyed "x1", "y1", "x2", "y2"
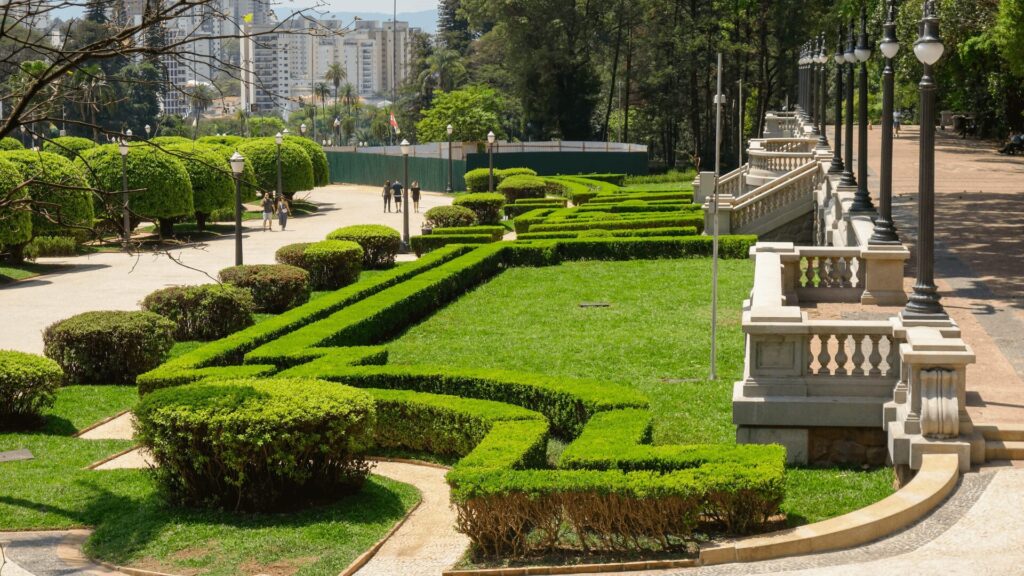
[
  {"x1": 0, "y1": 386, "x2": 420, "y2": 576},
  {"x1": 387, "y1": 259, "x2": 894, "y2": 523},
  {"x1": 0, "y1": 262, "x2": 66, "y2": 284}
]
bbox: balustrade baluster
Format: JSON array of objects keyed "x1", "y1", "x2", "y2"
[
  {"x1": 855, "y1": 257, "x2": 866, "y2": 288},
  {"x1": 804, "y1": 257, "x2": 815, "y2": 288},
  {"x1": 868, "y1": 335, "x2": 883, "y2": 376},
  {"x1": 840, "y1": 256, "x2": 854, "y2": 287},
  {"x1": 851, "y1": 335, "x2": 866, "y2": 376},
  {"x1": 817, "y1": 257, "x2": 829, "y2": 288},
  {"x1": 817, "y1": 334, "x2": 833, "y2": 375},
  {"x1": 885, "y1": 336, "x2": 900, "y2": 378},
  {"x1": 834, "y1": 334, "x2": 849, "y2": 375}
]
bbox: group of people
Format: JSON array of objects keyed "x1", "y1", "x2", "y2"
[
  {"x1": 260, "y1": 193, "x2": 292, "y2": 231},
  {"x1": 383, "y1": 180, "x2": 421, "y2": 213},
  {"x1": 998, "y1": 132, "x2": 1024, "y2": 155}
]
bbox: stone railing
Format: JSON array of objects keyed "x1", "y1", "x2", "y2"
[
  {"x1": 763, "y1": 113, "x2": 801, "y2": 138},
  {"x1": 729, "y1": 161, "x2": 820, "y2": 233},
  {"x1": 749, "y1": 138, "x2": 819, "y2": 153},
  {"x1": 736, "y1": 242, "x2": 975, "y2": 472},
  {"x1": 694, "y1": 164, "x2": 748, "y2": 205},
  {"x1": 748, "y1": 149, "x2": 816, "y2": 173}
]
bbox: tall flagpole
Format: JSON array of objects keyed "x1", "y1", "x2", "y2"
[{"x1": 710, "y1": 52, "x2": 723, "y2": 381}]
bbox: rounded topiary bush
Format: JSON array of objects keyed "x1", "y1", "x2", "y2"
[
  {"x1": 275, "y1": 242, "x2": 311, "y2": 269},
  {"x1": 0, "y1": 137, "x2": 24, "y2": 151},
  {"x1": 499, "y1": 168, "x2": 537, "y2": 179},
  {"x1": 326, "y1": 224, "x2": 400, "y2": 269},
  {"x1": 149, "y1": 136, "x2": 192, "y2": 147},
  {"x1": 237, "y1": 138, "x2": 314, "y2": 199},
  {"x1": 304, "y1": 239, "x2": 363, "y2": 290},
  {"x1": 497, "y1": 174, "x2": 547, "y2": 203},
  {"x1": 76, "y1": 145, "x2": 193, "y2": 236},
  {"x1": 134, "y1": 378, "x2": 376, "y2": 511},
  {"x1": 424, "y1": 205, "x2": 477, "y2": 229},
  {"x1": 2, "y1": 150, "x2": 94, "y2": 237},
  {"x1": 197, "y1": 135, "x2": 243, "y2": 147},
  {"x1": 283, "y1": 135, "x2": 329, "y2": 187},
  {"x1": 453, "y1": 193, "x2": 506, "y2": 225},
  {"x1": 0, "y1": 156, "x2": 32, "y2": 254},
  {"x1": 199, "y1": 143, "x2": 259, "y2": 204},
  {"x1": 0, "y1": 350, "x2": 63, "y2": 430},
  {"x1": 43, "y1": 310, "x2": 175, "y2": 385},
  {"x1": 219, "y1": 264, "x2": 310, "y2": 313},
  {"x1": 163, "y1": 143, "x2": 233, "y2": 229},
  {"x1": 463, "y1": 168, "x2": 492, "y2": 192},
  {"x1": 141, "y1": 284, "x2": 255, "y2": 341},
  {"x1": 41, "y1": 136, "x2": 96, "y2": 160}
]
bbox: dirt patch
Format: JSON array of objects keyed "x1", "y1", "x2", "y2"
[{"x1": 239, "y1": 555, "x2": 318, "y2": 576}]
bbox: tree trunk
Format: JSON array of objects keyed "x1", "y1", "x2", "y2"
[
  {"x1": 623, "y1": 24, "x2": 632, "y2": 143},
  {"x1": 159, "y1": 218, "x2": 174, "y2": 238},
  {"x1": 602, "y1": 0, "x2": 625, "y2": 142},
  {"x1": 7, "y1": 242, "x2": 27, "y2": 264},
  {"x1": 195, "y1": 212, "x2": 207, "y2": 232}
]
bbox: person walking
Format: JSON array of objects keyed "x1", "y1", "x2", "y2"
[
  {"x1": 277, "y1": 196, "x2": 290, "y2": 230},
  {"x1": 392, "y1": 180, "x2": 403, "y2": 212},
  {"x1": 261, "y1": 192, "x2": 276, "y2": 231},
  {"x1": 893, "y1": 110, "x2": 902, "y2": 138},
  {"x1": 411, "y1": 180, "x2": 421, "y2": 213},
  {"x1": 383, "y1": 180, "x2": 392, "y2": 212}
]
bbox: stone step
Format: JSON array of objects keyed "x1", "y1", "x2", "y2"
[
  {"x1": 976, "y1": 424, "x2": 1024, "y2": 442},
  {"x1": 985, "y1": 440, "x2": 1024, "y2": 461}
]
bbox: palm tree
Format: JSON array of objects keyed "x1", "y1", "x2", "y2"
[
  {"x1": 341, "y1": 83, "x2": 357, "y2": 116},
  {"x1": 418, "y1": 48, "x2": 467, "y2": 95},
  {"x1": 324, "y1": 63, "x2": 346, "y2": 117},
  {"x1": 72, "y1": 65, "x2": 113, "y2": 142},
  {"x1": 314, "y1": 82, "x2": 331, "y2": 117}
]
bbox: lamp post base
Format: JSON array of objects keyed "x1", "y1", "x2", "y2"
[
  {"x1": 868, "y1": 219, "x2": 901, "y2": 245},
  {"x1": 903, "y1": 284, "x2": 945, "y2": 319}
]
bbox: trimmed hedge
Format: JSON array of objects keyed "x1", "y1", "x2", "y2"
[
  {"x1": 0, "y1": 137, "x2": 24, "y2": 151},
  {"x1": 41, "y1": 136, "x2": 95, "y2": 160},
  {"x1": 0, "y1": 156, "x2": 34, "y2": 250},
  {"x1": 76, "y1": 144, "x2": 194, "y2": 225},
  {"x1": 529, "y1": 214, "x2": 703, "y2": 234},
  {"x1": 424, "y1": 205, "x2": 477, "y2": 228},
  {"x1": 197, "y1": 135, "x2": 243, "y2": 147},
  {"x1": 163, "y1": 144, "x2": 234, "y2": 226},
  {"x1": 1, "y1": 150, "x2": 94, "y2": 237},
  {"x1": 275, "y1": 242, "x2": 311, "y2": 269},
  {"x1": 507, "y1": 235, "x2": 758, "y2": 263},
  {"x1": 411, "y1": 233, "x2": 493, "y2": 256},
  {"x1": 304, "y1": 239, "x2": 363, "y2": 290},
  {"x1": 141, "y1": 284, "x2": 256, "y2": 341},
  {"x1": 465, "y1": 167, "x2": 538, "y2": 192},
  {"x1": 496, "y1": 175, "x2": 547, "y2": 203},
  {"x1": 512, "y1": 208, "x2": 558, "y2": 234},
  {"x1": 0, "y1": 350, "x2": 63, "y2": 430},
  {"x1": 503, "y1": 199, "x2": 567, "y2": 219},
  {"x1": 517, "y1": 226, "x2": 699, "y2": 240},
  {"x1": 135, "y1": 378, "x2": 376, "y2": 511},
  {"x1": 219, "y1": 264, "x2": 310, "y2": 313},
  {"x1": 236, "y1": 138, "x2": 314, "y2": 198},
  {"x1": 431, "y1": 225, "x2": 506, "y2": 241},
  {"x1": 326, "y1": 224, "x2": 401, "y2": 269},
  {"x1": 24, "y1": 235, "x2": 79, "y2": 259},
  {"x1": 453, "y1": 193, "x2": 505, "y2": 225},
  {"x1": 43, "y1": 310, "x2": 175, "y2": 385},
  {"x1": 149, "y1": 136, "x2": 192, "y2": 146},
  {"x1": 283, "y1": 135, "x2": 329, "y2": 187}
]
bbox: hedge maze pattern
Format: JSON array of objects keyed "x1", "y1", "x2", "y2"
[{"x1": 139, "y1": 239, "x2": 783, "y2": 557}]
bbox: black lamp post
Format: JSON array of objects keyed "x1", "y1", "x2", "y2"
[
  {"x1": 829, "y1": 24, "x2": 846, "y2": 174},
  {"x1": 870, "y1": 0, "x2": 902, "y2": 244},
  {"x1": 851, "y1": 4, "x2": 875, "y2": 211},
  {"x1": 401, "y1": 139, "x2": 411, "y2": 251},
  {"x1": 19, "y1": 124, "x2": 27, "y2": 148},
  {"x1": 487, "y1": 130, "x2": 496, "y2": 192},
  {"x1": 119, "y1": 138, "x2": 130, "y2": 251},
  {"x1": 903, "y1": 0, "x2": 947, "y2": 319},
  {"x1": 817, "y1": 33, "x2": 830, "y2": 148},
  {"x1": 446, "y1": 123, "x2": 454, "y2": 193},
  {"x1": 808, "y1": 43, "x2": 818, "y2": 131},
  {"x1": 230, "y1": 151, "x2": 245, "y2": 265},
  {"x1": 334, "y1": 117, "x2": 341, "y2": 145},
  {"x1": 275, "y1": 132, "x2": 283, "y2": 199},
  {"x1": 840, "y1": 21, "x2": 857, "y2": 187}
]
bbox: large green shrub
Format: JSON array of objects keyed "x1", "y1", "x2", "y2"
[
  {"x1": 464, "y1": 167, "x2": 537, "y2": 192},
  {"x1": 134, "y1": 378, "x2": 376, "y2": 511},
  {"x1": 1, "y1": 150, "x2": 93, "y2": 237},
  {"x1": 283, "y1": 135, "x2": 329, "y2": 186},
  {"x1": 199, "y1": 142, "x2": 258, "y2": 203},
  {"x1": 43, "y1": 310, "x2": 175, "y2": 385},
  {"x1": 0, "y1": 350, "x2": 63, "y2": 430},
  {"x1": 24, "y1": 235, "x2": 79, "y2": 259},
  {"x1": 76, "y1": 144, "x2": 193, "y2": 235},
  {"x1": 453, "y1": 193, "x2": 505, "y2": 225},
  {"x1": 303, "y1": 239, "x2": 363, "y2": 290},
  {"x1": 237, "y1": 138, "x2": 314, "y2": 198},
  {"x1": 275, "y1": 242, "x2": 312, "y2": 269},
  {"x1": 496, "y1": 175, "x2": 547, "y2": 203},
  {"x1": 326, "y1": 224, "x2": 401, "y2": 269},
  {"x1": 41, "y1": 136, "x2": 95, "y2": 160},
  {"x1": 163, "y1": 143, "x2": 233, "y2": 228},
  {"x1": 149, "y1": 136, "x2": 192, "y2": 147},
  {"x1": 424, "y1": 205, "x2": 477, "y2": 228},
  {"x1": 197, "y1": 135, "x2": 243, "y2": 147},
  {"x1": 0, "y1": 156, "x2": 33, "y2": 253},
  {"x1": 0, "y1": 137, "x2": 24, "y2": 151},
  {"x1": 219, "y1": 264, "x2": 310, "y2": 313},
  {"x1": 141, "y1": 284, "x2": 255, "y2": 341}
]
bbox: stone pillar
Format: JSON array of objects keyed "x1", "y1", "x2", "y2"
[
  {"x1": 696, "y1": 171, "x2": 717, "y2": 205},
  {"x1": 860, "y1": 244, "x2": 910, "y2": 306},
  {"x1": 703, "y1": 195, "x2": 734, "y2": 236}
]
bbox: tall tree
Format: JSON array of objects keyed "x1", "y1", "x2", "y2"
[{"x1": 438, "y1": 0, "x2": 473, "y2": 54}]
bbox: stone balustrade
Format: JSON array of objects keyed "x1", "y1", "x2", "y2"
[
  {"x1": 703, "y1": 160, "x2": 820, "y2": 238},
  {"x1": 749, "y1": 137, "x2": 819, "y2": 153},
  {"x1": 748, "y1": 148, "x2": 816, "y2": 173}
]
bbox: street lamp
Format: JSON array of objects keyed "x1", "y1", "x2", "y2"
[
  {"x1": 487, "y1": 130, "x2": 496, "y2": 192},
  {"x1": 829, "y1": 24, "x2": 846, "y2": 174},
  {"x1": 334, "y1": 117, "x2": 341, "y2": 144},
  {"x1": 903, "y1": 0, "x2": 946, "y2": 319},
  {"x1": 300, "y1": 123, "x2": 307, "y2": 137},
  {"x1": 274, "y1": 132, "x2": 283, "y2": 199},
  {"x1": 192, "y1": 116, "x2": 199, "y2": 141},
  {"x1": 817, "y1": 33, "x2": 830, "y2": 149},
  {"x1": 19, "y1": 124, "x2": 26, "y2": 148},
  {"x1": 446, "y1": 124, "x2": 454, "y2": 193},
  {"x1": 871, "y1": 0, "x2": 902, "y2": 244},
  {"x1": 851, "y1": 5, "x2": 875, "y2": 212},
  {"x1": 230, "y1": 151, "x2": 245, "y2": 265},
  {"x1": 119, "y1": 139, "x2": 130, "y2": 251},
  {"x1": 839, "y1": 20, "x2": 857, "y2": 187},
  {"x1": 144, "y1": 124, "x2": 151, "y2": 139},
  {"x1": 125, "y1": 128, "x2": 132, "y2": 141},
  {"x1": 400, "y1": 139, "x2": 411, "y2": 252}
]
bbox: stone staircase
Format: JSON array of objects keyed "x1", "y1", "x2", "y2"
[{"x1": 977, "y1": 424, "x2": 1024, "y2": 462}]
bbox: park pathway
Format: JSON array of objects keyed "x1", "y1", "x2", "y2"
[{"x1": 0, "y1": 185, "x2": 450, "y2": 355}]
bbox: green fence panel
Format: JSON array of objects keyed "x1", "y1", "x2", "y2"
[
  {"x1": 465, "y1": 151, "x2": 649, "y2": 176},
  {"x1": 327, "y1": 151, "x2": 466, "y2": 192}
]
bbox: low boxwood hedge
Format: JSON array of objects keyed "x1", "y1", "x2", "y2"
[
  {"x1": 304, "y1": 239, "x2": 363, "y2": 290},
  {"x1": 496, "y1": 175, "x2": 547, "y2": 203},
  {"x1": 464, "y1": 167, "x2": 537, "y2": 192},
  {"x1": 219, "y1": 264, "x2": 310, "y2": 313},
  {"x1": 503, "y1": 199, "x2": 567, "y2": 219},
  {"x1": 275, "y1": 242, "x2": 311, "y2": 269},
  {"x1": 529, "y1": 214, "x2": 703, "y2": 234},
  {"x1": 430, "y1": 225, "x2": 505, "y2": 241},
  {"x1": 326, "y1": 224, "x2": 401, "y2": 269},
  {"x1": 424, "y1": 205, "x2": 477, "y2": 228},
  {"x1": 43, "y1": 310, "x2": 175, "y2": 385},
  {"x1": 134, "y1": 378, "x2": 376, "y2": 511},
  {"x1": 0, "y1": 350, "x2": 63, "y2": 430},
  {"x1": 453, "y1": 193, "x2": 505, "y2": 226},
  {"x1": 410, "y1": 233, "x2": 493, "y2": 256},
  {"x1": 517, "y1": 226, "x2": 699, "y2": 240},
  {"x1": 141, "y1": 284, "x2": 255, "y2": 341}
]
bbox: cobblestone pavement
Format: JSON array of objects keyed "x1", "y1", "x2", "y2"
[
  {"x1": 0, "y1": 185, "x2": 451, "y2": 354},
  {"x1": 0, "y1": 531, "x2": 118, "y2": 576}
]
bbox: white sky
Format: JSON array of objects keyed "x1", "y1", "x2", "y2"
[{"x1": 283, "y1": 0, "x2": 438, "y2": 12}]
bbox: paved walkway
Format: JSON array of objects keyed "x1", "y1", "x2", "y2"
[{"x1": 0, "y1": 185, "x2": 450, "y2": 354}]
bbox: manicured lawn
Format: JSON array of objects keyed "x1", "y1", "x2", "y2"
[
  {"x1": 387, "y1": 258, "x2": 895, "y2": 522},
  {"x1": 0, "y1": 262, "x2": 66, "y2": 284},
  {"x1": 0, "y1": 386, "x2": 420, "y2": 576}
]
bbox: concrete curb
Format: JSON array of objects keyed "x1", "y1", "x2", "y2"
[
  {"x1": 74, "y1": 410, "x2": 132, "y2": 438},
  {"x1": 337, "y1": 499, "x2": 425, "y2": 576},
  {"x1": 84, "y1": 445, "x2": 142, "y2": 470},
  {"x1": 699, "y1": 453, "x2": 960, "y2": 565},
  {"x1": 441, "y1": 559, "x2": 699, "y2": 575}
]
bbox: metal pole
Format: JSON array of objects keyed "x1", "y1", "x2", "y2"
[
  {"x1": 710, "y1": 52, "x2": 722, "y2": 381},
  {"x1": 738, "y1": 79, "x2": 743, "y2": 165},
  {"x1": 447, "y1": 134, "x2": 453, "y2": 193},
  {"x1": 841, "y1": 22, "x2": 857, "y2": 187},
  {"x1": 819, "y1": 34, "x2": 829, "y2": 148},
  {"x1": 402, "y1": 152, "x2": 410, "y2": 249},
  {"x1": 234, "y1": 173, "x2": 243, "y2": 265},
  {"x1": 276, "y1": 143, "x2": 282, "y2": 198},
  {"x1": 488, "y1": 143, "x2": 494, "y2": 192},
  {"x1": 852, "y1": 6, "x2": 875, "y2": 212},
  {"x1": 830, "y1": 24, "x2": 845, "y2": 174},
  {"x1": 121, "y1": 153, "x2": 130, "y2": 251},
  {"x1": 871, "y1": 0, "x2": 901, "y2": 244}
]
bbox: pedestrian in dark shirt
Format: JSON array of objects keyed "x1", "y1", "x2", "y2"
[
  {"x1": 383, "y1": 180, "x2": 392, "y2": 212},
  {"x1": 411, "y1": 180, "x2": 421, "y2": 212},
  {"x1": 392, "y1": 180, "x2": 403, "y2": 212}
]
